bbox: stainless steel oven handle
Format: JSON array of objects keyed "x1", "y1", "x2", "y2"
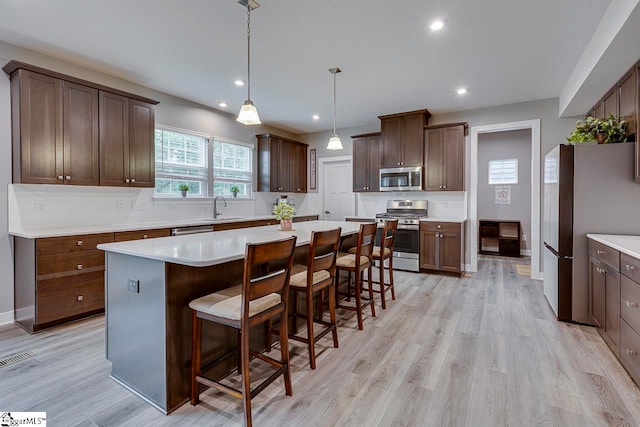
[{"x1": 397, "y1": 224, "x2": 419, "y2": 230}]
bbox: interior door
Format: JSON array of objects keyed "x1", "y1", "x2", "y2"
[{"x1": 322, "y1": 160, "x2": 355, "y2": 221}]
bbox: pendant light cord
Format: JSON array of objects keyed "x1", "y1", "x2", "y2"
[
  {"x1": 247, "y1": 5, "x2": 251, "y2": 101},
  {"x1": 332, "y1": 71, "x2": 337, "y2": 136}
]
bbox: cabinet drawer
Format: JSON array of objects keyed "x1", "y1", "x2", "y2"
[
  {"x1": 622, "y1": 275, "x2": 640, "y2": 334},
  {"x1": 37, "y1": 233, "x2": 114, "y2": 255},
  {"x1": 620, "y1": 319, "x2": 640, "y2": 386},
  {"x1": 420, "y1": 222, "x2": 460, "y2": 233},
  {"x1": 36, "y1": 278, "x2": 104, "y2": 324},
  {"x1": 37, "y1": 249, "x2": 105, "y2": 278},
  {"x1": 114, "y1": 228, "x2": 171, "y2": 242},
  {"x1": 621, "y1": 253, "x2": 640, "y2": 283},
  {"x1": 589, "y1": 240, "x2": 619, "y2": 270}
]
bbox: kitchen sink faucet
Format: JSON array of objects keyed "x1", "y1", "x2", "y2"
[{"x1": 213, "y1": 196, "x2": 227, "y2": 219}]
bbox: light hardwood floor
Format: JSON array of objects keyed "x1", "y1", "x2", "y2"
[{"x1": 1, "y1": 256, "x2": 640, "y2": 426}]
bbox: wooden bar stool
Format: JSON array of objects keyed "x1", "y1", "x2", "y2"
[
  {"x1": 189, "y1": 236, "x2": 297, "y2": 427},
  {"x1": 335, "y1": 222, "x2": 377, "y2": 330},
  {"x1": 351, "y1": 219, "x2": 398, "y2": 309},
  {"x1": 277, "y1": 227, "x2": 341, "y2": 370}
]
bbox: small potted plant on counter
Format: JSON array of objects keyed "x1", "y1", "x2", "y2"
[
  {"x1": 230, "y1": 185, "x2": 240, "y2": 198},
  {"x1": 178, "y1": 184, "x2": 189, "y2": 198},
  {"x1": 274, "y1": 200, "x2": 294, "y2": 231},
  {"x1": 566, "y1": 114, "x2": 628, "y2": 144}
]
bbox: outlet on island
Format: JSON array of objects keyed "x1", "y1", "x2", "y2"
[{"x1": 128, "y1": 279, "x2": 140, "y2": 293}]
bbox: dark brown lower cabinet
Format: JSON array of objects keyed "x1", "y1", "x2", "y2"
[
  {"x1": 588, "y1": 237, "x2": 640, "y2": 386},
  {"x1": 419, "y1": 221, "x2": 465, "y2": 275}
]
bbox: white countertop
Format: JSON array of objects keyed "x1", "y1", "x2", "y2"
[
  {"x1": 98, "y1": 220, "x2": 361, "y2": 267},
  {"x1": 587, "y1": 234, "x2": 640, "y2": 259},
  {"x1": 8, "y1": 215, "x2": 314, "y2": 239}
]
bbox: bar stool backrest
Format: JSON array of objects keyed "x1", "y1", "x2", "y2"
[
  {"x1": 355, "y1": 222, "x2": 377, "y2": 262},
  {"x1": 308, "y1": 228, "x2": 341, "y2": 278},
  {"x1": 242, "y1": 236, "x2": 297, "y2": 317},
  {"x1": 381, "y1": 219, "x2": 398, "y2": 253}
]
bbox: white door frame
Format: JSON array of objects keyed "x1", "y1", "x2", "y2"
[
  {"x1": 318, "y1": 155, "x2": 353, "y2": 220},
  {"x1": 469, "y1": 119, "x2": 542, "y2": 280}
]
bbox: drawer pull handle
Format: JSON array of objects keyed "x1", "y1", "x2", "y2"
[
  {"x1": 626, "y1": 300, "x2": 638, "y2": 308},
  {"x1": 77, "y1": 240, "x2": 83, "y2": 246},
  {"x1": 77, "y1": 295, "x2": 83, "y2": 301},
  {"x1": 77, "y1": 264, "x2": 83, "y2": 270},
  {"x1": 626, "y1": 264, "x2": 637, "y2": 272},
  {"x1": 57, "y1": 175, "x2": 63, "y2": 180},
  {"x1": 597, "y1": 250, "x2": 605, "y2": 255},
  {"x1": 65, "y1": 176, "x2": 71, "y2": 180},
  {"x1": 627, "y1": 349, "x2": 637, "y2": 356},
  {"x1": 143, "y1": 235, "x2": 148, "y2": 239}
]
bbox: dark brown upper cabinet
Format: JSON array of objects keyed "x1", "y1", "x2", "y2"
[
  {"x1": 4, "y1": 60, "x2": 159, "y2": 188},
  {"x1": 9, "y1": 69, "x2": 99, "y2": 185},
  {"x1": 256, "y1": 133, "x2": 307, "y2": 193},
  {"x1": 100, "y1": 94, "x2": 155, "y2": 187},
  {"x1": 379, "y1": 110, "x2": 430, "y2": 168},
  {"x1": 352, "y1": 133, "x2": 381, "y2": 192},
  {"x1": 424, "y1": 123, "x2": 466, "y2": 191}
]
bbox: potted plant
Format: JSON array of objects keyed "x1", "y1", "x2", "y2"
[
  {"x1": 230, "y1": 185, "x2": 240, "y2": 198},
  {"x1": 178, "y1": 184, "x2": 189, "y2": 198},
  {"x1": 566, "y1": 114, "x2": 628, "y2": 144},
  {"x1": 273, "y1": 200, "x2": 294, "y2": 231}
]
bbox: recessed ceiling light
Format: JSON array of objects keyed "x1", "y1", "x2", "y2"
[
  {"x1": 312, "y1": 114, "x2": 320, "y2": 120},
  {"x1": 234, "y1": 80, "x2": 245, "y2": 86},
  {"x1": 430, "y1": 20, "x2": 445, "y2": 31},
  {"x1": 457, "y1": 88, "x2": 467, "y2": 95},
  {"x1": 219, "y1": 102, "x2": 228, "y2": 108}
]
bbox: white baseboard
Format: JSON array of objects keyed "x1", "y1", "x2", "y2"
[{"x1": 0, "y1": 310, "x2": 13, "y2": 326}]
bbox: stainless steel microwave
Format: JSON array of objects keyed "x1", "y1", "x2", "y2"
[{"x1": 379, "y1": 167, "x2": 423, "y2": 191}]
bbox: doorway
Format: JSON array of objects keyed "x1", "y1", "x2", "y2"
[
  {"x1": 469, "y1": 120, "x2": 541, "y2": 279},
  {"x1": 319, "y1": 156, "x2": 355, "y2": 221}
]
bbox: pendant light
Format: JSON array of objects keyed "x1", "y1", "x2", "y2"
[
  {"x1": 327, "y1": 67, "x2": 343, "y2": 150},
  {"x1": 236, "y1": 0, "x2": 261, "y2": 125}
]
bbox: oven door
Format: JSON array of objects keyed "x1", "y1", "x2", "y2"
[{"x1": 377, "y1": 225, "x2": 420, "y2": 271}]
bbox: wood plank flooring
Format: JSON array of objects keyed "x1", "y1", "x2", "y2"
[{"x1": 1, "y1": 256, "x2": 640, "y2": 426}]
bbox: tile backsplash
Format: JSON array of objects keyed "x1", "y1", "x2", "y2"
[{"x1": 356, "y1": 191, "x2": 466, "y2": 219}]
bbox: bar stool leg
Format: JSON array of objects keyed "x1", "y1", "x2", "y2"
[
  {"x1": 264, "y1": 318, "x2": 272, "y2": 354},
  {"x1": 280, "y1": 309, "x2": 293, "y2": 395},
  {"x1": 389, "y1": 256, "x2": 396, "y2": 300},
  {"x1": 329, "y1": 283, "x2": 339, "y2": 348},
  {"x1": 307, "y1": 290, "x2": 316, "y2": 369},
  {"x1": 240, "y1": 328, "x2": 252, "y2": 427},
  {"x1": 367, "y1": 264, "x2": 376, "y2": 318},
  {"x1": 292, "y1": 289, "x2": 299, "y2": 334},
  {"x1": 379, "y1": 257, "x2": 387, "y2": 309},
  {"x1": 354, "y1": 272, "x2": 364, "y2": 330},
  {"x1": 190, "y1": 311, "x2": 202, "y2": 406},
  {"x1": 238, "y1": 330, "x2": 244, "y2": 373}
]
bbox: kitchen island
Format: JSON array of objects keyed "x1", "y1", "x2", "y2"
[{"x1": 97, "y1": 220, "x2": 361, "y2": 414}]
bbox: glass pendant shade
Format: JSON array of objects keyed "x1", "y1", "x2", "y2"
[
  {"x1": 327, "y1": 135, "x2": 343, "y2": 150},
  {"x1": 237, "y1": 100, "x2": 261, "y2": 125}
]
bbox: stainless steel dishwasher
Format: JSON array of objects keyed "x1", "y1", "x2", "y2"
[{"x1": 170, "y1": 225, "x2": 213, "y2": 236}]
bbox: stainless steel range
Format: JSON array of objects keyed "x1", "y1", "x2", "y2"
[{"x1": 375, "y1": 200, "x2": 427, "y2": 272}]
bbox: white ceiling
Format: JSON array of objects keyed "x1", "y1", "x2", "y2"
[{"x1": 0, "y1": 0, "x2": 614, "y2": 134}]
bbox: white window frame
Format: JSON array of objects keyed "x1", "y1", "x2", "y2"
[
  {"x1": 488, "y1": 158, "x2": 518, "y2": 185},
  {"x1": 154, "y1": 125, "x2": 254, "y2": 199}
]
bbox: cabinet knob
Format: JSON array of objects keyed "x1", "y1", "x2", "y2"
[
  {"x1": 131, "y1": 178, "x2": 136, "y2": 183},
  {"x1": 437, "y1": 225, "x2": 441, "y2": 229},
  {"x1": 626, "y1": 264, "x2": 637, "y2": 272},
  {"x1": 143, "y1": 234, "x2": 148, "y2": 239},
  {"x1": 597, "y1": 250, "x2": 605, "y2": 255},
  {"x1": 125, "y1": 178, "x2": 130, "y2": 183},
  {"x1": 443, "y1": 185, "x2": 447, "y2": 189},
  {"x1": 57, "y1": 175, "x2": 63, "y2": 180},
  {"x1": 627, "y1": 348, "x2": 638, "y2": 356},
  {"x1": 626, "y1": 300, "x2": 638, "y2": 308},
  {"x1": 65, "y1": 176, "x2": 71, "y2": 180},
  {"x1": 77, "y1": 295, "x2": 84, "y2": 301},
  {"x1": 440, "y1": 234, "x2": 444, "y2": 238},
  {"x1": 77, "y1": 240, "x2": 83, "y2": 246},
  {"x1": 77, "y1": 264, "x2": 83, "y2": 270}
]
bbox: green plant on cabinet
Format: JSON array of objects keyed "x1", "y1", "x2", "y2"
[{"x1": 566, "y1": 114, "x2": 628, "y2": 144}]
